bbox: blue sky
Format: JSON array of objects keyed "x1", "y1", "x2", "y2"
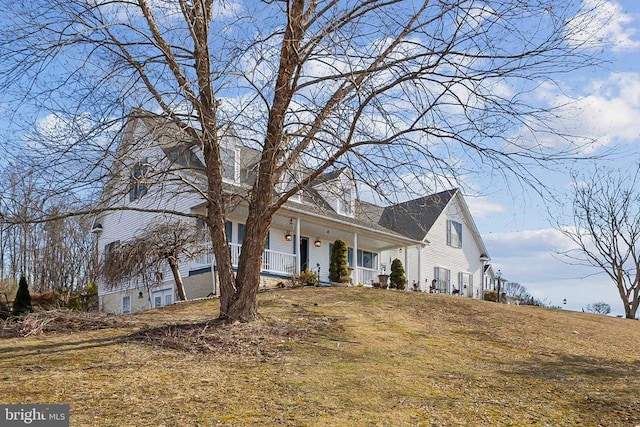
[
  {"x1": 0, "y1": 0, "x2": 638, "y2": 315},
  {"x1": 464, "y1": 0, "x2": 640, "y2": 315}
]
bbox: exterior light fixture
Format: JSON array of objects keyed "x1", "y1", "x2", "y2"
[
  {"x1": 314, "y1": 238, "x2": 322, "y2": 247},
  {"x1": 285, "y1": 218, "x2": 293, "y2": 241}
]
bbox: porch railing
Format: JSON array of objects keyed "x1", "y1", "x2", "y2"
[
  {"x1": 262, "y1": 249, "x2": 297, "y2": 276},
  {"x1": 190, "y1": 243, "x2": 297, "y2": 277},
  {"x1": 355, "y1": 266, "x2": 380, "y2": 285}
]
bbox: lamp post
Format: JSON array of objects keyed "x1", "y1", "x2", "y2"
[{"x1": 496, "y1": 269, "x2": 502, "y2": 303}]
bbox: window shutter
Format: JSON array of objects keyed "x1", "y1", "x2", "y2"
[{"x1": 446, "y1": 220, "x2": 451, "y2": 245}]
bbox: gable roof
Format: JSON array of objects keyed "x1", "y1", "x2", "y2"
[
  {"x1": 311, "y1": 167, "x2": 347, "y2": 186},
  {"x1": 107, "y1": 110, "x2": 491, "y2": 251},
  {"x1": 378, "y1": 189, "x2": 457, "y2": 240}
]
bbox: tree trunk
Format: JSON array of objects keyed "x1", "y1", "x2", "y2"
[
  {"x1": 226, "y1": 218, "x2": 271, "y2": 322},
  {"x1": 167, "y1": 257, "x2": 187, "y2": 301}
]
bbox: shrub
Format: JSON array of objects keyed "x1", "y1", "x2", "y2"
[
  {"x1": 67, "y1": 282, "x2": 99, "y2": 312},
  {"x1": 0, "y1": 301, "x2": 10, "y2": 320},
  {"x1": 298, "y1": 269, "x2": 319, "y2": 287},
  {"x1": 389, "y1": 258, "x2": 406, "y2": 290},
  {"x1": 483, "y1": 290, "x2": 498, "y2": 302},
  {"x1": 12, "y1": 276, "x2": 32, "y2": 316},
  {"x1": 329, "y1": 239, "x2": 350, "y2": 283}
]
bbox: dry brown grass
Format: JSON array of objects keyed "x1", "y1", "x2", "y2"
[{"x1": 1, "y1": 288, "x2": 639, "y2": 426}]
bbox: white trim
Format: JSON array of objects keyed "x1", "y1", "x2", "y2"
[
  {"x1": 353, "y1": 232, "x2": 359, "y2": 284},
  {"x1": 295, "y1": 217, "x2": 301, "y2": 274}
]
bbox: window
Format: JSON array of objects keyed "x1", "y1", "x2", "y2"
[
  {"x1": 337, "y1": 187, "x2": 353, "y2": 216},
  {"x1": 225, "y1": 221, "x2": 233, "y2": 243},
  {"x1": 344, "y1": 247, "x2": 377, "y2": 269},
  {"x1": 358, "y1": 250, "x2": 377, "y2": 269},
  {"x1": 434, "y1": 267, "x2": 450, "y2": 294},
  {"x1": 129, "y1": 161, "x2": 149, "y2": 202},
  {"x1": 152, "y1": 289, "x2": 173, "y2": 308},
  {"x1": 104, "y1": 240, "x2": 121, "y2": 258},
  {"x1": 238, "y1": 223, "x2": 245, "y2": 245},
  {"x1": 279, "y1": 168, "x2": 303, "y2": 202},
  {"x1": 447, "y1": 220, "x2": 462, "y2": 248},
  {"x1": 122, "y1": 295, "x2": 131, "y2": 313},
  {"x1": 221, "y1": 146, "x2": 236, "y2": 181}
]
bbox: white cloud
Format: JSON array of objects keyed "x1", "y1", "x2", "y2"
[
  {"x1": 465, "y1": 196, "x2": 505, "y2": 218},
  {"x1": 485, "y1": 228, "x2": 575, "y2": 261},
  {"x1": 514, "y1": 71, "x2": 640, "y2": 154},
  {"x1": 484, "y1": 227, "x2": 628, "y2": 316},
  {"x1": 567, "y1": 0, "x2": 640, "y2": 51}
]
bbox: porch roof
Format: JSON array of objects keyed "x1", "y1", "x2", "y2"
[{"x1": 279, "y1": 200, "x2": 424, "y2": 250}]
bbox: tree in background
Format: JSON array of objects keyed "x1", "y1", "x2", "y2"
[
  {"x1": 503, "y1": 282, "x2": 529, "y2": 301},
  {"x1": 12, "y1": 275, "x2": 32, "y2": 316},
  {"x1": 0, "y1": 0, "x2": 605, "y2": 321},
  {"x1": 586, "y1": 302, "x2": 611, "y2": 315},
  {"x1": 329, "y1": 239, "x2": 349, "y2": 284},
  {"x1": 0, "y1": 172, "x2": 97, "y2": 302},
  {"x1": 389, "y1": 259, "x2": 406, "y2": 290},
  {"x1": 558, "y1": 166, "x2": 640, "y2": 319}
]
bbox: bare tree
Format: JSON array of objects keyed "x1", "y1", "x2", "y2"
[
  {"x1": 503, "y1": 282, "x2": 528, "y2": 301},
  {"x1": 559, "y1": 166, "x2": 640, "y2": 319},
  {"x1": 586, "y1": 302, "x2": 611, "y2": 315},
  {"x1": 0, "y1": 169, "x2": 97, "y2": 299},
  {"x1": 0, "y1": 0, "x2": 605, "y2": 321},
  {"x1": 102, "y1": 220, "x2": 207, "y2": 301}
]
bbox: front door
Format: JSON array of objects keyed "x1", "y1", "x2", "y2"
[{"x1": 299, "y1": 237, "x2": 309, "y2": 272}]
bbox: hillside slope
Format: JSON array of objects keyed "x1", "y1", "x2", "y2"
[{"x1": 1, "y1": 288, "x2": 639, "y2": 426}]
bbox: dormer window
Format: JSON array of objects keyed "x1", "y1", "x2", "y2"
[
  {"x1": 221, "y1": 146, "x2": 237, "y2": 182},
  {"x1": 337, "y1": 188, "x2": 353, "y2": 216},
  {"x1": 129, "y1": 161, "x2": 149, "y2": 202},
  {"x1": 336, "y1": 176, "x2": 354, "y2": 217},
  {"x1": 279, "y1": 167, "x2": 303, "y2": 202}
]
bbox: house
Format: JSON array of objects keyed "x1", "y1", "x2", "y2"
[
  {"x1": 94, "y1": 111, "x2": 493, "y2": 313},
  {"x1": 374, "y1": 189, "x2": 492, "y2": 298}
]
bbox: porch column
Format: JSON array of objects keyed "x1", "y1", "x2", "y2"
[
  {"x1": 295, "y1": 217, "x2": 301, "y2": 275},
  {"x1": 417, "y1": 246, "x2": 421, "y2": 291},
  {"x1": 353, "y1": 232, "x2": 359, "y2": 285},
  {"x1": 403, "y1": 246, "x2": 408, "y2": 288}
]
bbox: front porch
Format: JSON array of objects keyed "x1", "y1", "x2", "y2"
[
  {"x1": 185, "y1": 204, "x2": 421, "y2": 289},
  {"x1": 190, "y1": 241, "x2": 384, "y2": 286}
]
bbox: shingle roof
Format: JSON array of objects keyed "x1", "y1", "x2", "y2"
[
  {"x1": 311, "y1": 167, "x2": 347, "y2": 185},
  {"x1": 378, "y1": 189, "x2": 457, "y2": 240},
  {"x1": 119, "y1": 111, "x2": 460, "y2": 245}
]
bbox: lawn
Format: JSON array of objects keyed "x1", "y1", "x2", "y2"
[{"x1": 1, "y1": 287, "x2": 639, "y2": 426}]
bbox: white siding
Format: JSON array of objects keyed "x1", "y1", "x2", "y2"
[{"x1": 420, "y1": 196, "x2": 484, "y2": 298}]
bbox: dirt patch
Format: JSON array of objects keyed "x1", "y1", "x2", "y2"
[
  {"x1": 128, "y1": 309, "x2": 340, "y2": 360},
  {"x1": 0, "y1": 309, "x2": 128, "y2": 338}
]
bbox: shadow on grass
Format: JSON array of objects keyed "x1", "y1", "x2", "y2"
[
  {"x1": 503, "y1": 353, "x2": 640, "y2": 424},
  {"x1": 0, "y1": 335, "x2": 127, "y2": 360},
  {"x1": 504, "y1": 353, "x2": 640, "y2": 382}
]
